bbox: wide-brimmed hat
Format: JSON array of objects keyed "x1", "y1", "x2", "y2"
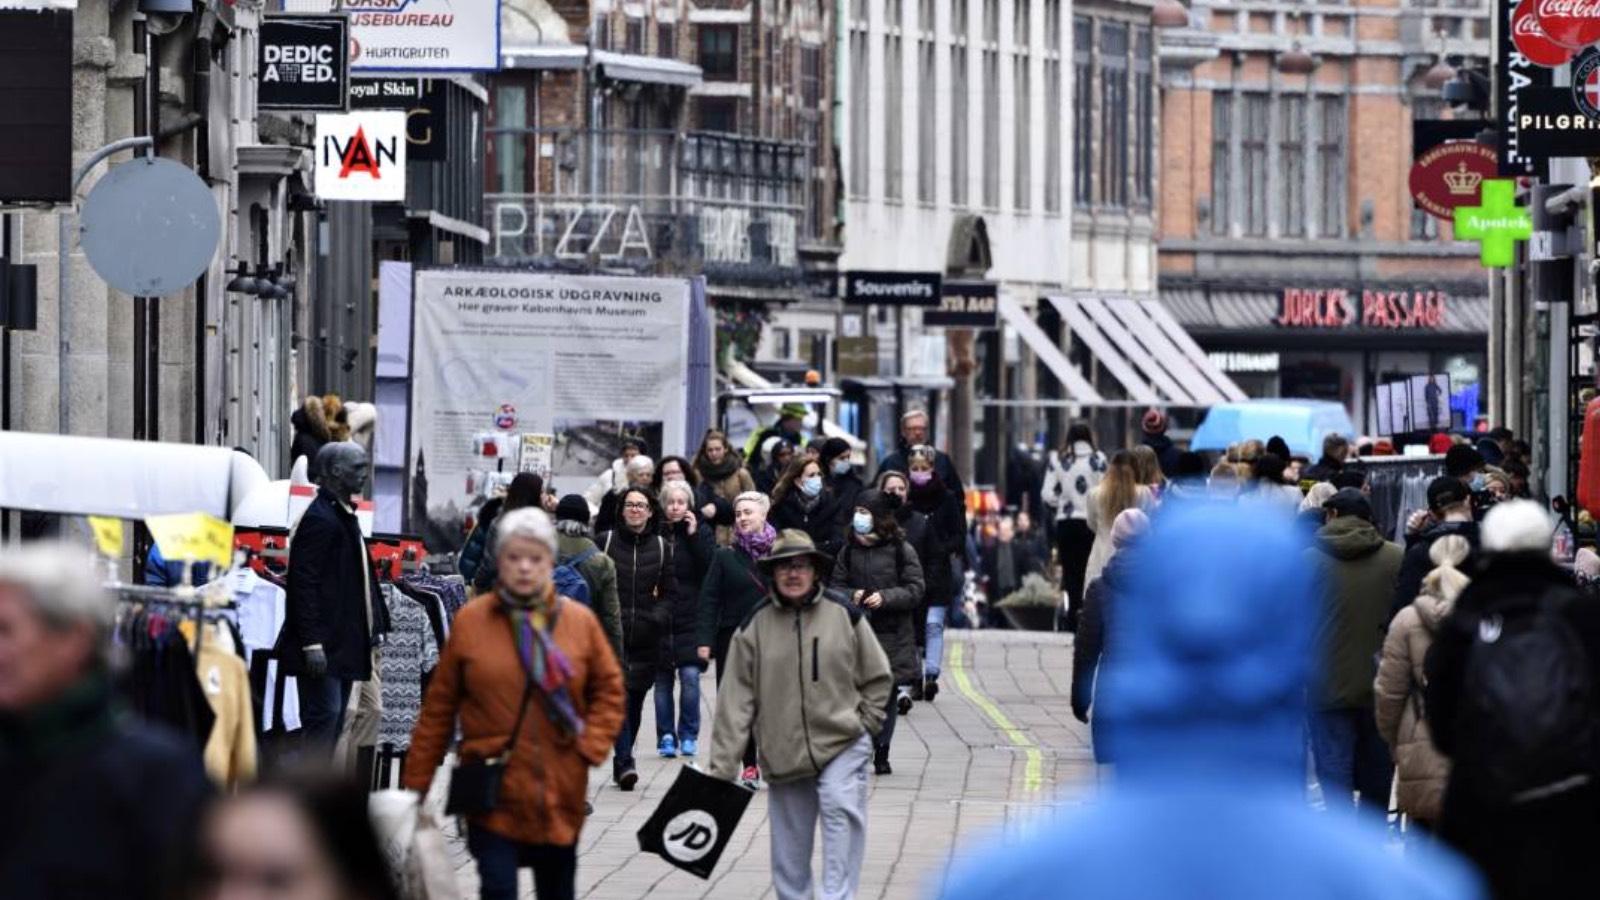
[{"x1": 758, "y1": 529, "x2": 835, "y2": 573}]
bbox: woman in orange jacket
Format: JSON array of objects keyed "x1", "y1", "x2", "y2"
[{"x1": 405, "y1": 507, "x2": 625, "y2": 900}]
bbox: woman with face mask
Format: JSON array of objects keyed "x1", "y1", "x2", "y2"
[
  {"x1": 652, "y1": 480, "x2": 716, "y2": 760},
  {"x1": 819, "y1": 437, "x2": 865, "y2": 548},
  {"x1": 829, "y1": 489, "x2": 925, "y2": 776},
  {"x1": 696, "y1": 491, "x2": 776, "y2": 785},
  {"x1": 405, "y1": 508, "x2": 624, "y2": 899},
  {"x1": 771, "y1": 457, "x2": 845, "y2": 557},
  {"x1": 903, "y1": 447, "x2": 966, "y2": 701}
]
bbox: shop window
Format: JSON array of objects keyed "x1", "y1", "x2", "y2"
[
  {"x1": 699, "y1": 25, "x2": 739, "y2": 81},
  {"x1": 492, "y1": 84, "x2": 528, "y2": 194}
]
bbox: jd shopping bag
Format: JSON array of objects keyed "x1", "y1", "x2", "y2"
[{"x1": 637, "y1": 765, "x2": 754, "y2": 879}]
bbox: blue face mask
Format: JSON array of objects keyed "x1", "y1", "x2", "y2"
[
  {"x1": 1470, "y1": 473, "x2": 1487, "y2": 492},
  {"x1": 800, "y1": 475, "x2": 823, "y2": 497},
  {"x1": 852, "y1": 511, "x2": 875, "y2": 535},
  {"x1": 832, "y1": 459, "x2": 853, "y2": 476}
]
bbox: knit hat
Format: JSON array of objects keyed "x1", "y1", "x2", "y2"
[
  {"x1": 1321, "y1": 488, "x2": 1373, "y2": 523},
  {"x1": 1427, "y1": 433, "x2": 1454, "y2": 455},
  {"x1": 1426, "y1": 475, "x2": 1470, "y2": 511},
  {"x1": 555, "y1": 494, "x2": 591, "y2": 525},
  {"x1": 1110, "y1": 508, "x2": 1150, "y2": 550},
  {"x1": 1141, "y1": 408, "x2": 1168, "y2": 436}
]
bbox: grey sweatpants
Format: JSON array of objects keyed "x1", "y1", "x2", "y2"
[{"x1": 768, "y1": 733, "x2": 872, "y2": 900}]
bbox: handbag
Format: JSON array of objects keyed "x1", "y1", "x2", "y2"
[{"x1": 445, "y1": 668, "x2": 536, "y2": 817}]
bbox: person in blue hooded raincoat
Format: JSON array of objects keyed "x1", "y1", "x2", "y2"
[{"x1": 943, "y1": 499, "x2": 1484, "y2": 900}]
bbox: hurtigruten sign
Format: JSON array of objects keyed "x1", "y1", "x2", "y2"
[{"x1": 1275, "y1": 288, "x2": 1450, "y2": 329}]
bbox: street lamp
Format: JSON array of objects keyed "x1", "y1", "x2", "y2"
[
  {"x1": 1277, "y1": 44, "x2": 1317, "y2": 75},
  {"x1": 1152, "y1": 0, "x2": 1189, "y2": 28},
  {"x1": 1423, "y1": 57, "x2": 1456, "y2": 90}
]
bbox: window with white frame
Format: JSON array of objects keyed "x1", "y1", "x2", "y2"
[
  {"x1": 1133, "y1": 27, "x2": 1153, "y2": 208},
  {"x1": 1210, "y1": 91, "x2": 1350, "y2": 240},
  {"x1": 952, "y1": 0, "x2": 970, "y2": 206},
  {"x1": 848, "y1": 2, "x2": 869, "y2": 197},
  {"x1": 982, "y1": 0, "x2": 1000, "y2": 208},
  {"x1": 1072, "y1": 16, "x2": 1092, "y2": 208},
  {"x1": 918, "y1": 0, "x2": 936, "y2": 204},
  {"x1": 1099, "y1": 22, "x2": 1128, "y2": 208},
  {"x1": 885, "y1": 0, "x2": 904, "y2": 200},
  {"x1": 1044, "y1": 0, "x2": 1062, "y2": 213}
]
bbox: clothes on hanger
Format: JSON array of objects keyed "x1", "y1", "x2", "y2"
[
  {"x1": 114, "y1": 601, "x2": 219, "y2": 755},
  {"x1": 229, "y1": 567, "x2": 301, "y2": 732},
  {"x1": 197, "y1": 632, "x2": 257, "y2": 788},
  {"x1": 377, "y1": 583, "x2": 441, "y2": 750}
]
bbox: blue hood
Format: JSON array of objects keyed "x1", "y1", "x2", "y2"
[{"x1": 1095, "y1": 500, "x2": 1314, "y2": 784}]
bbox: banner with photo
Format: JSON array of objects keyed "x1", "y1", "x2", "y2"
[{"x1": 408, "y1": 270, "x2": 691, "y2": 550}]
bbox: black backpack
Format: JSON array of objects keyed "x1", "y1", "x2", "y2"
[{"x1": 1458, "y1": 588, "x2": 1597, "y2": 805}]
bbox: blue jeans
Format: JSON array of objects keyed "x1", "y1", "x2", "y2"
[
  {"x1": 467, "y1": 824, "x2": 575, "y2": 900},
  {"x1": 296, "y1": 674, "x2": 352, "y2": 754},
  {"x1": 654, "y1": 664, "x2": 702, "y2": 743},
  {"x1": 924, "y1": 606, "x2": 947, "y2": 678},
  {"x1": 1308, "y1": 707, "x2": 1393, "y2": 817}
]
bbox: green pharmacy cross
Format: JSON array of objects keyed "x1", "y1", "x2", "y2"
[{"x1": 1453, "y1": 179, "x2": 1532, "y2": 268}]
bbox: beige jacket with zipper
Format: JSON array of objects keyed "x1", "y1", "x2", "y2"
[
  {"x1": 708, "y1": 587, "x2": 893, "y2": 784},
  {"x1": 1373, "y1": 575, "x2": 1457, "y2": 824}
]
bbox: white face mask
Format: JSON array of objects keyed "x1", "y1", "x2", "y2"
[
  {"x1": 852, "y1": 511, "x2": 874, "y2": 535},
  {"x1": 800, "y1": 476, "x2": 823, "y2": 497},
  {"x1": 832, "y1": 459, "x2": 853, "y2": 477}
]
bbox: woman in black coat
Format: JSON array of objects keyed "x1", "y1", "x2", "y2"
[
  {"x1": 652, "y1": 480, "x2": 716, "y2": 759},
  {"x1": 769, "y1": 457, "x2": 845, "y2": 557},
  {"x1": 696, "y1": 490, "x2": 776, "y2": 780},
  {"x1": 905, "y1": 446, "x2": 967, "y2": 699},
  {"x1": 829, "y1": 489, "x2": 924, "y2": 776},
  {"x1": 877, "y1": 469, "x2": 948, "y2": 701}
]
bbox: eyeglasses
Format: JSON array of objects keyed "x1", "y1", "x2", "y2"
[
  {"x1": 623, "y1": 502, "x2": 651, "y2": 511},
  {"x1": 775, "y1": 559, "x2": 813, "y2": 573}
]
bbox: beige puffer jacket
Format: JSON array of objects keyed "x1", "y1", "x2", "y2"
[{"x1": 1373, "y1": 574, "x2": 1458, "y2": 824}]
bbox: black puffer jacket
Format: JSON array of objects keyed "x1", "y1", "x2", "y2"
[
  {"x1": 829, "y1": 535, "x2": 925, "y2": 684},
  {"x1": 598, "y1": 526, "x2": 677, "y2": 687},
  {"x1": 908, "y1": 476, "x2": 966, "y2": 607},
  {"x1": 771, "y1": 488, "x2": 845, "y2": 557},
  {"x1": 665, "y1": 519, "x2": 716, "y2": 668}
]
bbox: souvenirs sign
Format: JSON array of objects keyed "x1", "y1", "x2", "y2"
[{"x1": 1408, "y1": 141, "x2": 1496, "y2": 220}]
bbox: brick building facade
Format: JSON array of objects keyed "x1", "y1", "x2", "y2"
[{"x1": 1156, "y1": 0, "x2": 1492, "y2": 432}]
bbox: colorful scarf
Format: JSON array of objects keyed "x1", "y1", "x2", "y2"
[
  {"x1": 500, "y1": 583, "x2": 584, "y2": 739},
  {"x1": 734, "y1": 521, "x2": 778, "y2": 560}
]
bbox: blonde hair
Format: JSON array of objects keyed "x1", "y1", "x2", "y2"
[
  {"x1": 1098, "y1": 450, "x2": 1142, "y2": 523},
  {"x1": 733, "y1": 490, "x2": 771, "y2": 517},
  {"x1": 1129, "y1": 445, "x2": 1164, "y2": 487},
  {"x1": 1300, "y1": 481, "x2": 1337, "y2": 513},
  {"x1": 1422, "y1": 534, "x2": 1472, "y2": 605}
]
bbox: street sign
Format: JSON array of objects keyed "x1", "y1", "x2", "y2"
[
  {"x1": 79, "y1": 157, "x2": 221, "y2": 297},
  {"x1": 1517, "y1": 87, "x2": 1600, "y2": 157},
  {"x1": 1408, "y1": 141, "x2": 1496, "y2": 221},
  {"x1": 1454, "y1": 179, "x2": 1533, "y2": 268},
  {"x1": 924, "y1": 280, "x2": 998, "y2": 327},
  {"x1": 0, "y1": 9, "x2": 71, "y2": 202},
  {"x1": 259, "y1": 15, "x2": 350, "y2": 112},
  {"x1": 842, "y1": 271, "x2": 942, "y2": 306},
  {"x1": 314, "y1": 111, "x2": 408, "y2": 202},
  {"x1": 346, "y1": 0, "x2": 501, "y2": 72},
  {"x1": 1500, "y1": 0, "x2": 1555, "y2": 178},
  {"x1": 349, "y1": 77, "x2": 447, "y2": 161}
]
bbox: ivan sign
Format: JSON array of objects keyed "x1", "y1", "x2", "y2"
[{"x1": 314, "y1": 111, "x2": 407, "y2": 202}]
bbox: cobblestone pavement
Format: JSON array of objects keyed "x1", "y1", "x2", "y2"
[{"x1": 447, "y1": 628, "x2": 1096, "y2": 899}]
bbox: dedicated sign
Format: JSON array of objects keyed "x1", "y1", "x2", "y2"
[
  {"x1": 349, "y1": 77, "x2": 447, "y2": 160},
  {"x1": 1408, "y1": 141, "x2": 1496, "y2": 221},
  {"x1": 259, "y1": 15, "x2": 350, "y2": 111},
  {"x1": 314, "y1": 111, "x2": 407, "y2": 202},
  {"x1": 347, "y1": 0, "x2": 501, "y2": 72},
  {"x1": 843, "y1": 271, "x2": 942, "y2": 306},
  {"x1": 924, "y1": 280, "x2": 998, "y2": 327}
]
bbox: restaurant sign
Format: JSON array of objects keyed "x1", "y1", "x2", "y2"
[{"x1": 1276, "y1": 288, "x2": 1449, "y2": 329}]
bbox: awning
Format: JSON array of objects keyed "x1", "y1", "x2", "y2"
[
  {"x1": 997, "y1": 295, "x2": 1103, "y2": 403},
  {"x1": 500, "y1": 45, "x2": 588, "y2": 70},
  {"x1": 1046, "y1": 296, "x2": 1248, "y2": 405},
  {"x1": 593, "y1": 50, "x2": 703, "y2": 87}
]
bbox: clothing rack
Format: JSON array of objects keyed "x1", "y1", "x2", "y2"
[
  {"x1": 1355, "y1": 454, "x2": 1444, "y2": 544},
  {"x1": 112, "y1": 581, "x2": 238, "y2": 663}
]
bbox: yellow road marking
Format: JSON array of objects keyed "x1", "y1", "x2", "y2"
[{"x1": 947, "y1": 641, "x2": 1044, "y2": 793}]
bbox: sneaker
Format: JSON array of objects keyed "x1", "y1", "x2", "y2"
[
  {"x1": 924, "y1": 676, "x2": 940, "y2": 703},
  {"x1": 740, "y1": 765, "x2": 763, "y2": 789},
  {"x1": 658, "y1": 734, "x2": 678, "y2": 758},
  {"x1": 616, "y1": 768, "x2": 638, "y2": 791},
  {"x1": 896, "y1": 689, "x2": 914, "y2": 716},
  {"x1": 679, "y1": 737, "x2": 698, "y2": 757},
  {"x1": 874, "y1": 747, "x2": 892, "y2": 776}
]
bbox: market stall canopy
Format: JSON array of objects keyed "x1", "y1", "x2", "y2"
[
  {"x1": 1045, "y1": 296, "x2": 1248, "y2": 405},
  {"x1": 1189, "y1": 399, "x2": 1355, "y2": 457},
  {"x1": 997, "y1": 295, "x2": 1104, "y2": 403},
  {"x1": 0, "y1": 432, "x2": 269, "y2": 520}
]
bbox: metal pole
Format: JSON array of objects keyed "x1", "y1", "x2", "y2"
[{"x1": 57, "y1": 135, "x2": 154, "y2": 435}]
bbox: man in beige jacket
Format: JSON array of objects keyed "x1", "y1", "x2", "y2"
[{"x1": 708, "y1": 529, "x2": 893, "y2": 900}]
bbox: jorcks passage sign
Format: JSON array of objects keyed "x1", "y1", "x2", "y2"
[{"x1": 407, "y1": 271, "x2": 691, "y2": 549}]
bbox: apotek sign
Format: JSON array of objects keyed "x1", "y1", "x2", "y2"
[
  {"x1": 314, "y1": 111, "x2": 407, "y2": 202},
  {"x1": 1275, "y1": 288, "x2": 1450, "y2": 330},
  {"x1": 259, "y1": 15, "x2": 350, "y2": 111}
]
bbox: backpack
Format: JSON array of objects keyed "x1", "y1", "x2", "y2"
[
  {"x1": 1459, "y1": 588, "x2": 1597, "y2": 805},
  {"x1": 554, "y1": 547, "x2": 599, "y2": 608}
]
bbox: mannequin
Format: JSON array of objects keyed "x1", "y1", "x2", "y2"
[{"x1": 278, "y1": 442, "x2": 376, "y2": 751}]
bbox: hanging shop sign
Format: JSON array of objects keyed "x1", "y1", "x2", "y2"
[
  {"x1": 259, "y1": 15, "x2": 350, "y2": 111},
  {"x1": 842, "y1": 271, "x2": 942, "y2": 306},
  {"x1": 1575, "y1": 47, "x2": 1600, "y2": 119},
  {"x1": 1413, "y1": 119, "x2": 1484, "y2": 158},
  {"x1": 1275, "y1": 288, "x2": 1450, "y2": 330},
  {"x1": 346, "y1": 0, "x2": 501, "y2": 72},
  {"x1": 314, "y1": 111, "x2": 407, "y2": 201},
  {"x1": 924, "y1": 280, "x2": 999, "y2": 328},
  {"x1": 349, "y1": 77, "x2": 446, "y2": 160},
  {"x1": 1518, "y1": 0, "x2": 1578, "y2": 68},
  {"x1": 1454, "y1": 179, "x2": 1533, "y2": 268},
  {"x1": 1535, "y1": 0, "x2": 1600, "y2": 49},
  {"x1": 0, "y1": 9, "x2": 71, "y2": 202},
  {"x1": 1409, "y1": 141, "x2": 1496, "y2": 221},
  {"x1": 1501, "y1": 0, "x2": 1556, "y2": 177},
  {"x1": 1517, "y1": 87, "x2": 1600, "y2": 156}
]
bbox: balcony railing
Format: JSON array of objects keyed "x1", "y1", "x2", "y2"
[{"x1": 485, "y1": 128, "x2": 821, "y2": 282}]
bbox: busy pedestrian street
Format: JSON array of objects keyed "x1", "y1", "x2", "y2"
[{"x1": 446, "y1": 630, "x2": 1091, "y2": 900}]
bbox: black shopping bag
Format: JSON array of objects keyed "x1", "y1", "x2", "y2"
[{"x1": 637, "y1": 765, "x2": 754, "y2": 879}]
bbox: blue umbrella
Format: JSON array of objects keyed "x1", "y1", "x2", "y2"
[{"x1": 1189, "y1": 399, "x2": 1355, "y2": 457}]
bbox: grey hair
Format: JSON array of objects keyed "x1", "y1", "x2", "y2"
[
  {"x1": 660, "y1": 479, "x2": 696, "y2": 507},
  {"x1": 0, "y1": 542, "x2": 114, "y2": 637},
  {"x1": 734, "y1": 491, "x2": 771, "y2": 517},
  {"x1": 494, "y1": 507, "x2": 559, "y2": 558},
  {"x1": 625, "y1": 455, "x2": 655, "y2": 475}
]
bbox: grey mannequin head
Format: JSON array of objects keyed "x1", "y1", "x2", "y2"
[{"x1": 315, "y1": 442, "x2": 368, "y2": 501}]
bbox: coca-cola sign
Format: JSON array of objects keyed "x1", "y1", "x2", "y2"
[
  {"x1": 1536, "y1": 0, "x2": 1600, "y2": 50},
  {"x1": 1517, "y1": 0, "x2": 1579, "y2": 65}
]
